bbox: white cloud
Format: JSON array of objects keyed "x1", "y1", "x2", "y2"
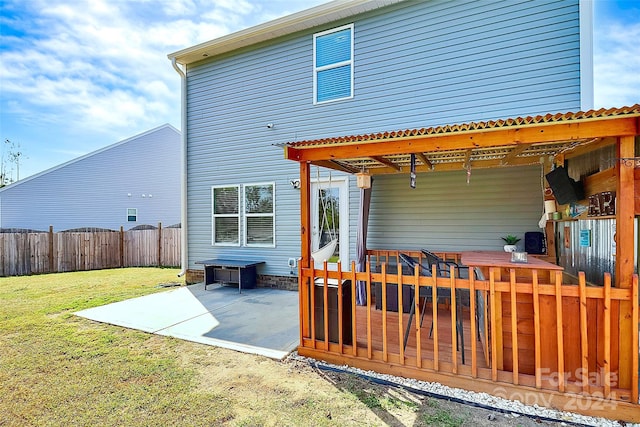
[
  {"x1": 209, "y1": 0, "x2": 256, "y2": 14},
  {"x1": 1, "y1": 0, "x2": 328, "y2": 179},
  {"x1": 0, "y1": 0, "x2": 264, "y2": 143},
  {"x1": 0, "y1": 0, "x2": 330, "y2": 150},
  {"x1": 593, "y1": 21, "x2": 640, "y2": 108},
  {"x1": 2, "y1": 0, "x2": 638, "y2": 180},
  {"x1": 159, "y1": 0, "x2": 198, "y2": 16}
]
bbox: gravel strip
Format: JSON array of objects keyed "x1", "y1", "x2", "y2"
[{"x1": 286, "y1": 353, "x2": 637, "y2": 427}]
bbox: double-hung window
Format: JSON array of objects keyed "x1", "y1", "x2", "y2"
[
  {"x1": 244, "y1": 183, "x2": 275, "y2": 247},
  {"x1": 211, "y1": 183, "x2": 275, "y2": 247},
  {"x1": 313, "y1": 24, "x2": 354, "y2": 104},
  {"x1": 127, "y1": 208, "x2": 137, "y2": 222},
  {"x1": 212, "y1": 185, "x2": 240, "y2": 246}
]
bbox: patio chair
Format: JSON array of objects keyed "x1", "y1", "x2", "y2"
[
  {"x1": 400, "y1": 253, "x2": 467, "y2": 364},
  {"x1": 398, "y1": 253, "x2": 434, "y2": 335},
  {"x1": 421, "y1": 249, "x2": 470, "y2": 279},
  {"x1": 422, "y1": 250, "x2": 474, "y2": 357}
]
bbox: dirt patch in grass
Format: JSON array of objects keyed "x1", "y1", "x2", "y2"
[
  {"x1": 0, "y1": 269, "x2": 580, "y2": 426},
  {"x1": 175, "y1": 342, "x2": 566, "y2": 426}
]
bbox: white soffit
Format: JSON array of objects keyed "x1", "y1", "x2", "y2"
[{"x1": 168, "y1": 0, "x2": 406, "y2": 65}]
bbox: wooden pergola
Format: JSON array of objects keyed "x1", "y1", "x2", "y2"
[
  {"x1": 284, "y1": 105, "x2": 640, "y2": 422},
  {"x1": 285, "y1": 105, "x2": 639, "y2": 286}
]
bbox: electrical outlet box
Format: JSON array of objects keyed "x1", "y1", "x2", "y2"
[{"x1": 287, "y1": 258, "x2": 297, "y2": 268}]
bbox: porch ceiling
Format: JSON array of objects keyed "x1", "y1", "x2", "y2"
[{"x1": 284, "y1": 105, "x2": 640, "y2": 174}]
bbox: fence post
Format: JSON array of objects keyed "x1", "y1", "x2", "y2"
[
  {"x1": 119, "y1": 226, "x2": 124, "y2": 268},
  {"x1": 0, "y1": 232, "x2": 3, "y2": 277},
  {"x1": 48, "y1": 225, "x2": 54, "y2": 273},
  {"x1": 158, "y1": 222, "x2": 162, "y2": 267}
]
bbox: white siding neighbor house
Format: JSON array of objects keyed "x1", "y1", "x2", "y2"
[{"x1": 0, "y1": 124, "x2": 181, "y2": 231}]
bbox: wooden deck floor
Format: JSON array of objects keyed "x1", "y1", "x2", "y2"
[{"x1": 353, "y1": 302, "x2": 488, "y2": 367}]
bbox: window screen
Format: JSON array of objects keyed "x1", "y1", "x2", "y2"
[
  {"x1": 212, "y1": 186, "x2": 240, "y2": 245},
  {"x1": 244, "y1": 183, "x2": 275, "y2": 246}
]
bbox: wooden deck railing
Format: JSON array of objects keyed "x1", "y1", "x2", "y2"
[{"x1": 297, "y1": 250, "x2": 639, "y2": 421}]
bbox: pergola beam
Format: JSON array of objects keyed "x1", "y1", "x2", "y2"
[
  {"x1": 311, "y1": 160, "x2": 360, "y2": 174},
  {"x1": 284, "y1": 117, "x2": 638, "y2": 163},
  {"x1": 370, "y1": 156, "x2": 402, "y2": 171},
  {"x1": 562, "y1": 137, "x2": 612, "y2": 159},
  {"x1": 416, "y1": 152, "x2": 433, "y2": 169},
  {"x1": 501, "y1": 143, "x2": 532, "y2": 165}
]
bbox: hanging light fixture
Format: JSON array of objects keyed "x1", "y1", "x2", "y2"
[{"x1": 356, "y1": 169, "x2": 371, "y2": 189}]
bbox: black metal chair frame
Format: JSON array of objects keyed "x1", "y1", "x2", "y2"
[
  {"x1": 421, "y1": 249, "x2": 469, "y2": 279},
  {"x1": 399, "y1": 252, "x2": 468, "y2": 364}
]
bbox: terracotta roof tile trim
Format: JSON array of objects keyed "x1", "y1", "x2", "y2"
[{"x1": 287, "y1": 104, "x2": 640, "y2": 148}]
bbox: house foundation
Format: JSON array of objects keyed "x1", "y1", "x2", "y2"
[{"x1": 185, "y1": 268, "x2": 298, "y2": 291}]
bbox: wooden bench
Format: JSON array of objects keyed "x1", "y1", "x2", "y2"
[{"x1": 195, "y1": 259, "x2": 265, "y2": 293}]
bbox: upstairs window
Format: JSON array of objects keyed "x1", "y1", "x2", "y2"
[
  {"x1": 244, "y1": 183, "x2": 275, "y2": 247},
  {"x1": 127, "y1": 208, "x2": 137, "y2": 222},
  {"x1": 212, "y1": 185, "x2": 240, "y2": 246},
  {"x1": 313, "y1": 24, "x2": 354, "y2": 104}
]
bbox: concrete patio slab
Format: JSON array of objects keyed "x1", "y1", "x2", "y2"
[{"x1": 76, "y1": 283, "x2": 299, "y2": 360}]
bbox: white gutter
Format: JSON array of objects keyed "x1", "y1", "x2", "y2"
[{"x1": 171, "y1": 58, "x2": 188, "y2": 278}]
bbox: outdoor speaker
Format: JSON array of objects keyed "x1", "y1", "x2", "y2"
[
  {"x1": 545, "y1": 166, "x2": 585, "y2": 205},
  {"x1": 525, "y1": 231, "x2": 546, "y2": 255}
]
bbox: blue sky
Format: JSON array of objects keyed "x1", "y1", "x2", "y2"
[{"x1": 1, "y1": 0, "x2": 639, "y2": 181}]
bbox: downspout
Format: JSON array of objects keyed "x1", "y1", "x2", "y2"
[{"x1": 171, "y1": 57, "x2": 188, "y2": 278}]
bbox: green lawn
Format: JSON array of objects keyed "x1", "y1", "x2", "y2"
[
  {"x1": 0, "y1": 268, "x2": 236, "y2": 426},
  {"x1": 1, "y1": 268, "x2": 521, "y2": 426},
  {"x1": 0, "y1": 268, "x2": 432, "y2": 426}
]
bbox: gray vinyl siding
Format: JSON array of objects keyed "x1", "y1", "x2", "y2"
[
  {"x1": 185, "y1": 0, "x2": 582, "y2": 275},
  {"x1": 367, "y1": 166, "x2": 544, "y2": 252},
  {"x1": 0, "y1": 125, "x2": 181, "y2": 231}
]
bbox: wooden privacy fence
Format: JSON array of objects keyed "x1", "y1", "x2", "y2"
[
  {"x1": 0, "y1": 224, "x2": 181, "y2": 276},
  {"x1": 298, "y1": 249, "x2": 640, "y2": 421}
]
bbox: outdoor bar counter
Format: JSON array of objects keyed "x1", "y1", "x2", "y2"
[
  {"x1": 460, "y1": 251, "x2": 564, "y2": 374},
  {"x1": 461, "y1": 250, "x2": 563, "y2": 282}
]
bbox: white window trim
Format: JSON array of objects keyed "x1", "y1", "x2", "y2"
[
  {"x1": 126, "y1": 208, "x2": 137, "y2": 222},
  {"x1": 313, "y1": 23, "x2": 354, "y2": 105},
  {"x1": 579, "y1": 0, "x2": 594, "y2": 110},
  {"x1": 211, "y1": 185, "x2": 241, "y2": 247},
  {"x1": 243, "y1": 182, "x2": 276, "y2": 248}
]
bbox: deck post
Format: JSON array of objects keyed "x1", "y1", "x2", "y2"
[
  {"x1": 509, "y1": 269, "x2": 519, "y2": 385},
  {"x1": 616, "y1": 136, "x2": 635, "y2": 287},
  {"x1": 532, "y1": 270, "x2": 542, "y2": 389},
  {"x1": 300, "y1": 162, "x2": 311, "y2": 339},
  {"x1": 351, "y1": 261, "x2": 358, "y2": 357},
  {"x1": 616, "y1": 136, "x2": 635, "y2": 391},
  {"x1": 469, "y1": 270, "x2": 478, "y2": 378}
]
